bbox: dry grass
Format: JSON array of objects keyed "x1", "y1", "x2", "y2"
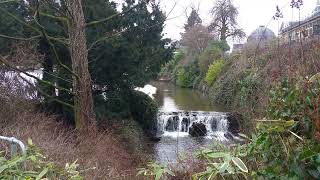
[
  {"x1": 250, "y1": 40, "x2": 320, "y2": 112},
  {"x1": 0, "y1": 105, "x2": 144, "y2": 179},
  {"x1": 0, "y1": 66, "x2": 149, "y2": 179}
]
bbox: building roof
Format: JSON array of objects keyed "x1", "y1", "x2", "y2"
[
  {"x1": 281, "y1": 1, "x2": 320, "y2": 33},
  {"x1": 247, "y1": 25, "x2": 276, "y2": 43},
  {"x1": 315, "y1": 0, "x2": 320, "y2": 13}
]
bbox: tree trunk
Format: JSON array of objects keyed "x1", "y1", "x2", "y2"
[
  {"x1": 67, "y1": 0, "x2": 96, "y2": 132},
  {"x1": 220, "y1": 21, "x2": 227, "y2": 41}
]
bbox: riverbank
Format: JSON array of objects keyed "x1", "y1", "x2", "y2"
[
  {"x1": 0, "y1": 96, "x2": 151, "y2": 179},
  {"x1": 160, "y1": 40, "x2": 320, "y2": 132},
  {"x1": 155, "y1": 40, "x2": 320, "y2": 179}
]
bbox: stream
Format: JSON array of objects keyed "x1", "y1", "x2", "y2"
[{"x1": 148, "y1": 81, "x2": 238, "y2": 165}]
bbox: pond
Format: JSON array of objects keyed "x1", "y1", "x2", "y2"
[{"x1": 148, "y1": 81, "x2": 238, "y2": 165}]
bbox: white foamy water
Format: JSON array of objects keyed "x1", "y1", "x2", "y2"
[
  {"x1": 135, "y1": 84, "x2": 157, "y2": 99},
  {"x1": 157, "y1": 111, "x2": 231, "y2": 141}
]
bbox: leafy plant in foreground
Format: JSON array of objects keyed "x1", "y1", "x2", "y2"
[
  {"x1": 0, "y1": 139, "x2": 84, "y2": 179},
  {"x1": 245, "y1": 119, "x2": 320, "y2": 179},
  {"x1": 268, "y1": 76, "x2": 320, "y2": 138},
  {"x1": 193, "y1": 119, "x2": 320, "y2": 179},
  {"x1": 193, "y1": 143, "x2": 248, "y2": 180},
  {"x1": 137, "y1": 161, "x2": 175, "y2": 180}
]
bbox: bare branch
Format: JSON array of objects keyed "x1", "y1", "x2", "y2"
[
  {"x1": 0, "y1": 55, "x2": 74, "y2": 95},
  {"x1": 0, "y1": 34, "x2": 41, "y2": 41},
  {"x1": 31, "y1": 2, "x2": 78, "y2": 79},
  {"x1": 39, "y1": 11, "x2": 68, "y2": 22},
  {"x1": 18, "y1": 74, "x2": 74, "y2": 108}
]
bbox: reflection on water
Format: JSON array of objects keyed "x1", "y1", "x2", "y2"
[
  {"x1": 154, "y1": 136, "x2": 212, "y2": 164},
  {"x1": 150, "y1": 81, "x2": 227, "y2": 164},
  {"x1": 161, "y1": 97, "x2": 178, "y2": 112},
  {"x1": 151, "y1": 81, "x2": 224, "y2": 112}
]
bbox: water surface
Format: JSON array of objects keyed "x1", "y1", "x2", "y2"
[
  {"x1": 150, "y1": 82, "x2": 230, "y2": 164},
  {"x1": 151, "y1": 81, "x2": 225, "y2": 112}
]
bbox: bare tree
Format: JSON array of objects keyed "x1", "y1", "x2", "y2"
[
  {"x1": 180, "y1": 24, "x2": 214, "y2": 55},
  {"x1": 209, "y1": 0, "x2": 245, "y2": 41}
]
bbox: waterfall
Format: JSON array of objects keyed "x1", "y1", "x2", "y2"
[{"x1": 157, "y1": 111, "x2": 233, "y2": 141}]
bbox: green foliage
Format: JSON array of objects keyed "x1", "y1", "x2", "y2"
[
  {"x1": 194, "y1": 74, "x2": 320, "y2": 180},
  {"x1": 0, "y1": 139, "x2": 84, "y2": 179},
  {"x1": 176, "y1": 63, "x2": 199, "y2": 88},
  {"x1": 94, "y1": 91, "x2": 131, "y2": 121},
  {"x1": 184, "y1": 8, "x2": 202, "y2": 30},
  {"x1": 206, "y1": 56, "x2": 243, "y2": 109},
  {"x1": 95, "y1": 89, "x2": 158, "y2": 133},
  {"x1": 176, "y1": 68, "x2": 189, "y2": 87},
  {"x1": 160, "y1": 41, "x2": 229, "y2": 90},
  {"x1": 192, "y1": 75, "x2": 202, "y2": 88},
  {"x1": 205, "y1": 60, "x2": 225, "y2": 86},
  {"x1": 137, "y1": 162, "x2": 175, "y2": 180},
  {"x1": 268, "y1": 77, "x2": 320, "y2": 137},
  {"x1": 174, "y1": 51, "x2": 185, "y2": 64},
  {"x1": 268, "y1": 79, "x2": 301, "y2": 121},
  {"x1": 90, "y1": 1, "x2": 174, "y2": 91},
  {"x1": 86, "y1": 1, "x2": 173, "y2": 125},
  {"x1": 210, "y1": 40, "x2": 230, "y2": 52},
  {"x1": 129, "y1": 91, "x2": 158, "y2": 131},
  {"x1": 194, "y1": 120, "x2": 320, "y2": 179},
  {"x1": 244, "y1": 120, "x2": 320, "y2": 179},
  {"x1": 159, "y1": 51, "x2": 184, "y2": 78},
  {"x1": 239, "y1": 71, "x2": 259, "y2": 110},
  {"x1": 194, "y1": 144, "x2": 248, "y2": 180},
  {"x1": 198, "y1": 44, "x2": 224, "y2": 75},
  {"x1": 0, "y1": 1, "x2": 30, "y2": 53},
  {"x1": 0, "y1": 0, "x2": 173, "y2": 125}
]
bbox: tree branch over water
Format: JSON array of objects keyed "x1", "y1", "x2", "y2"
[{"x1": 0, "y1": 55, "x2": 74, "y2": 95}]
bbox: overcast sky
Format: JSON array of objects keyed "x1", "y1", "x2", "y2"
[{"x1": 160, "y1": 0, "x2": 318, "y2": 43}]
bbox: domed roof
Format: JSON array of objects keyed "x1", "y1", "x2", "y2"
[
  {"x1": 247, "y1": 26, "x2": 276, "y2": 43},
  {"x1": 314, "y1": 0, "x2": 320, "y2": 13}
]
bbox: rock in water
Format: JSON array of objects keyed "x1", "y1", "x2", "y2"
[
  {"x1": 181, "y1": 118, "x2": 190, "y2": 132},
  {"x1": 226, "y1": 112, "x2": 242, "y2": 134},
  {"x1": 165, "y1": 116, "x2": 179, "y2": 131},
  {"x1": 149, "y1": 136, "x2": 161, "y2": 142},
  {"x1": 189, "y1": 122, "x2": 207, "y2": 137}
]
